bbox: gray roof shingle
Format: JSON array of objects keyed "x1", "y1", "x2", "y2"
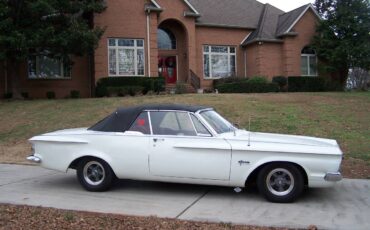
[
  {"x1": 184, "y1": 1, "x2": 318, "y2": 46},
  {"x1": 188, "y1": 0, "x2": 265, "y2": 29},
  {"x1": 276, "y1": 4, "x2": 310, "y2": 37},
  {"x1": 145, "y1": 1, "x2": 319, "y2": 45},
  {"x1": 243, "y1": 4, "x2": 285, "y2": 45}
]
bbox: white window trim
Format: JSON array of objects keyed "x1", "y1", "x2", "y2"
[
  {"x1": 203, "y1": 45, "x2": 237, "y2": 79},
  {"x1": 108, "y1": 38, "x2": 145, "y2": 77},
  {"x1": 301, "y1": 53, "x2": 318, "y2": 77},
  {"x1": 28, "y1": 56, "x2": 71, "y2": 79}
]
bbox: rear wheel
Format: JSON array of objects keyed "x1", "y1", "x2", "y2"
[
  {"x1": 77, "y1": 158, "x2": 114, "y2": 192},
  {"x1": 257, "y1": 163, "x2": 304, "y2": 203}
]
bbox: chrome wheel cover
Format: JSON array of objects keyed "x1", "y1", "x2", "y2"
[
  {"x1": 83, "y1": 161, "x2": 105, "y2": 186},
  {"x1": 266, "y1": 168, "x2": 294, "y2": 196}
]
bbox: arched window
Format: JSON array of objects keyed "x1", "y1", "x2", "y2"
[
  {"x1": 157, "y1": 28, "x2": 176, "y2": 50},
  {"x1": 301, "y1": 47, "x2": 317, "y2": 76}
]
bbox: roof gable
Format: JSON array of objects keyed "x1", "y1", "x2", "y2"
[
  {"x1": 276, "y1": 4, "x2": 321, "y2": 37},
  {"x1": 243, "y1": 4, "x2": 284, "y2": 45},
  {"x1": 149, "y1": 1, "x2": 321, "y2": 45},
  {"x1": 150, "y1": 0, "x2": 199, "y2": 14}
]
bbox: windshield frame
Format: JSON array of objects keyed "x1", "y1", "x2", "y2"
[{"x1": 197, "y1": 109, "x2": 237, "y2": 134}]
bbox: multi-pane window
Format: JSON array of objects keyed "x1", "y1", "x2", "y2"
[
  {"x1": 203, "y1": 45, "x2": 236, "y2": 78},
  {"x1": 301, "y1": 47, "x2": 317, "y2": 76},
  {"x1": 108, "y1": 38, "x2": 145, "y2": 76},
  {"x1": 157, "y1": 28, "x2": 176, "y2": 50},
  {"x1": 28, "y1": 56, "x2": 71, "y2": 79}
]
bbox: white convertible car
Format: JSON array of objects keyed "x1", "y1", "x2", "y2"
[{"x1": 28, "y1": 104, "x2": 343, "y2": 203}]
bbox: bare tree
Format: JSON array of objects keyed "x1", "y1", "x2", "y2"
[{"x1": 347, "y1": 68, "x2": 370, "y2": 90}]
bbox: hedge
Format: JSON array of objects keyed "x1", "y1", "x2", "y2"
[
  {"x1": 213, "y1": 77, "x2": 249, "y2": 87},
  {"x1": 272, "y1": 76, "x2": 288, "y2": 91},
  {"x1": 95, "y1": 77, "x2": 165, "y2": 97},
  {"x1": 288, "y1": 77, "x2": 343, "y2": 92},
  {"x1": 106, "y1": 86, "x2": 145, "y2": 97},
  {"x1": 216, "y1": 82, "x2": 279, "y2": 93}
]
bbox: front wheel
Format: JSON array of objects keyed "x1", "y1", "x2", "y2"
[
  {"x1": 257, "y1": 163, "x2": 304, "y2": 203},
  {"x1": 77, "y1": 158, "x2": 114, "y2": 192}
]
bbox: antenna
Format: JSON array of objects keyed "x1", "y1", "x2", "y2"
[{"x1": 248, "y1": 115, "x2": 251, "y2": 146}]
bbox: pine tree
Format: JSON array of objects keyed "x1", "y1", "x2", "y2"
[
  {"x1": 0, "y1": 0, "x2": 106, "y2": 98},
  {"x1": 312, "y1": 0, "x2": 370, "y2": 86}
]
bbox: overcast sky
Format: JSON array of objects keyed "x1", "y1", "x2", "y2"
[{"x1": 258, "y1": 0, "x2": 315, "y2": 12}]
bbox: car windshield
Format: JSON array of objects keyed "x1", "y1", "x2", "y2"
[{"x1": 200, "y1": 110, "x2": 237, "y2": 134}]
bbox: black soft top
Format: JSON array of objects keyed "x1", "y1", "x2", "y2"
[{"x1": 88, "y1": 104, "x2": 210, "y2": 132}]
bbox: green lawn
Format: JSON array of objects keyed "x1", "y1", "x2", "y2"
[{"x1": 0, "y1": 92, "x2": 369, "y2": 176}]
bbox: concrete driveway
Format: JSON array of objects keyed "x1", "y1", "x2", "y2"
[{"x1": 0, "y1": 164, "x2": 369, "y2": 230}]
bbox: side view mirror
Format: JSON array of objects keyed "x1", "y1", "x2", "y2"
[{"x1": 233, "y1": 123, "x2": 240, "y2": 129}]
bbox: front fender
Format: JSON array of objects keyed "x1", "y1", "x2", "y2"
[{"x1": 230, "y1": 153, "x2": 315, "y2": 187}]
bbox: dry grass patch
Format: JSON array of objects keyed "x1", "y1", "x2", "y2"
[{"x1": 0, "y1": 92, "x2": 369, "y2": 178}]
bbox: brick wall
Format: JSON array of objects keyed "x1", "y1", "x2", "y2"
[
  {"x1": 282, "y1": 9, "x2": 319, "y2": 77},
  {"x1": 195, "y1": 26, "x2": 251, "y2": 88},
  {"x1": 94, "y1": 0, "x2": 148, "y2": 80}
]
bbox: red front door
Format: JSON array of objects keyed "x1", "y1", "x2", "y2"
[{"x1": 158, "y1": 56, "x2": 177, "y2": 84}]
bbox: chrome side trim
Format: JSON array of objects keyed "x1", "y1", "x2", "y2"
[
  {"x1": 324, "y1": 172, "x2": 342, "y2": 182},
  {"x1": 27, "y1": 155, "x2": 42, "y2": 163}
]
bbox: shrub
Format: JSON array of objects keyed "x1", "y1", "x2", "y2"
[
  {"x1": 4, "y1": 92, "x2": 12, "y2": 99},
  {"x1": 95, "y1": 77, "x2": 165, "y2": 97},
  {"x1": 106, "y1": 87, "x2": 128, "y2": 97},
  {"x1": 214, "y1": 76, "x2": 278, "y2": 94},
  {"x1": 128, "y1": 86, "x2": 144, "y2": 96},
  {"x1": 288, "y1": 77, "x2": 343, "y2": 92},
  {"x1": 175, "y1": 83, "x2": 187, "y2": 94},
  {"x1": 217, "y1": 82, "x2": 279, "y2": 93},
  {"x1": 153, "y1": 77, "x2": 165, "y2": 93},
  {"x1": 21, "y1": 92, "x2": 29, "y2": 99},
  {"x1": 247, "y1": 76, "x2": 268, "y2": 84},
  {"x1": 46, "y1": 91, "x2": 55, "y2": 99},
  {"x1": 70, "y1": 90, "x2": 80, "y2": 99},
  {"x1": 272, "y1": 76, "x2": 288, "y2": 91},
  {"x1": 106, "y1": 86, "x2": 144, "y2": 97},
  {"x1": 213, "y1": 77, "x2": 249, "y2": 87}
]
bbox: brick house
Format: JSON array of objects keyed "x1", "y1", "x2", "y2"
[{"x1": 0, "y1": 0, "x2": 321, "y2": 98}]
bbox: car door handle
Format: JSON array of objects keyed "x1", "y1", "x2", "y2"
[{"x1": 153, "y1": 138, "x2": 165, "y2": 142}]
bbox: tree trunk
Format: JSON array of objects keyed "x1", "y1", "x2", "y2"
[
  {"x1": 1, "y1": 60, "x2": 7, "y2": 96},
  {"x1": 10, "y1": 59, "x2": 23, "y2": 99},
  {"x1": 331, "y1": 67, "x2": 348, "y2": 89},
  {"x1": 338, "y1": 68, "x2": 349, "y2": 89}
]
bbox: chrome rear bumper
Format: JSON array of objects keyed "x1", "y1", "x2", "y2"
[
  {"x1": 27, "y1": 155, "x2": 41, "y2": 163},
  {"x1": 324, "y1": 172, "x2": 342, "y2": 182}
]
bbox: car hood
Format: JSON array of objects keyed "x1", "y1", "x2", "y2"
[
  {"x1": 230, "y1": 130, "x2": 338, "y2": 147},
  {"x1": 222, "y1": 130, "x2": 342, "y2": 156}
]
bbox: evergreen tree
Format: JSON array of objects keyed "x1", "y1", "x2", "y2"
[
  {"x1": 0, "y1": 0, "x2": 106, "y2": 98},
  {"x1": 312, "y1": 0, "x2": 370, "y2": 86}
]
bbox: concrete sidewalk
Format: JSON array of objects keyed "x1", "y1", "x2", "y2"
[{"x1": 0, "y1": 164, "x2": 369, "y2": 230}]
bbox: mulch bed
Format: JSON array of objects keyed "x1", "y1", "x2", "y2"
[{"x1": 0, "y1": 204, "x2": 318, "y2": 230}]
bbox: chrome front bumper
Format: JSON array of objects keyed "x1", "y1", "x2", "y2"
[
  {"x1": 324, "y1": 172, "x2": 342, "y2": 182},
  {"x1": 27, "y1": 155, "x2": 42, "y2": 163}
]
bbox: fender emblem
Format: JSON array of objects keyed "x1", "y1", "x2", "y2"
[{"x1": 238, "y1": 160, "x2": 250, "y2": 166}]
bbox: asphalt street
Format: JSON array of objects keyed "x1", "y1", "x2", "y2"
[{"x1": 0, "y1": 164, "x2": 369, "y2": 230}]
